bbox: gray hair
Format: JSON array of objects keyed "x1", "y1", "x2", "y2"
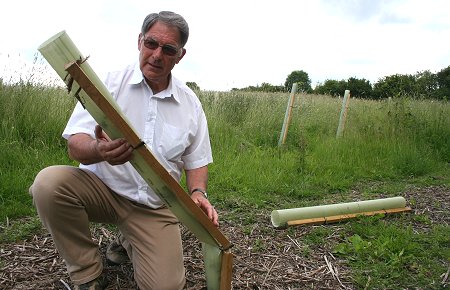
[{"x1": 141, "y1": 11, "x2": 189, "y2": 47}]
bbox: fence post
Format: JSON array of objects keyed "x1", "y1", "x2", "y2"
[
  {"x1": 278, "y1": 83, "x2": 298, "y2": 146},
  {"x1": 336, "y1": 90, "x2": 351, "y2": 138}
]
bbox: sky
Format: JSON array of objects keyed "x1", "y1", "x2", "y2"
[{"x1": 0, "y1": 0, "x2": 449, "y2": 91}]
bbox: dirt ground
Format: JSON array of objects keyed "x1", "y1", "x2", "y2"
[{"x1": 1, "y1": 185, "x2": 449, "y2": 289}]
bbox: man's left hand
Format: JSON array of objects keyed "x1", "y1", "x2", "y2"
[{"x1": 191, "y1": 191, "x2": 219, "y2": 227}]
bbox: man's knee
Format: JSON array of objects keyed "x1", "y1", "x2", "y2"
[{"x1": 30, "y1": 165, "x2": 78, "y2": 209}]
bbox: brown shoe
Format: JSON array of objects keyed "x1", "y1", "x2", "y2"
[
  {"x1": 106, "y1": 235, "x2": 130, "y2": 265},
  {"x1": 74, "y1": 273, "x2": 108, "y2": 290}
]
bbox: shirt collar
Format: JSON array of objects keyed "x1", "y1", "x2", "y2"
[{"x1": 129, "y1": 62, "x2": 180, "y2": 103}]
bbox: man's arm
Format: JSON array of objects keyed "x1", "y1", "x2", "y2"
[
  {"x1": 186, "y1": 166, "x2": 219, "y2": 227},
  {"x1": 67, "y1": 125, "x2": 133, "y2": 165}
]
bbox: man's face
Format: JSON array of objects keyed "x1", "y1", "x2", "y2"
[{"x1": 138, "y1": 21, "x2": 185, "y2": 92}]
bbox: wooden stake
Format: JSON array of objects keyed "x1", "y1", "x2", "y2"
[
  {"x1": 287, "y1": 207, "x2": 411, "y2": 226},
  {"x1": 220, "y1": 251, "x2": 233, "y2": 290},
  {"x1": 336, "y1": 89, "x2": 351, "y2": 138},
  {"x1": 278, "y1": 83, "x2": 298, "y2": 146}
]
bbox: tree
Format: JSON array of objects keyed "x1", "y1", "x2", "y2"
[
  {"x1": 346, "y1": 77, "x2": 373, "y2": 99},
  {"x1": 285, "y1": 70, "x2": 312, "y2": 93},
  {"x1": 314, "y1": 79, "x2": 347, "y2": 96},
  {"x1": 186, "y1": 81, "x2": 200, "y2": 91},
  {"x1": 414, "y1": 70, "x2": 438, "y2": 98},
  {"x1": 435, "y1": 66, "x2": 450, "y2": 100},
  {"x1": 314, "y1": 78, "x2": 372, "y2": 98},
  {"x1": 232, "y1": 82, "x2": 285, "y2": 92},
  {"x1": 373, "y1": 74, "x2": 416, "y2": 99},
  {"x1": 260, "y1": 82, "x2": 285, "y2": 93}
]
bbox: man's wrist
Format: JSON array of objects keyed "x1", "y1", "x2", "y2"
[{"x1": 191, "y1": 188, "x2": 208, "y2": 199}]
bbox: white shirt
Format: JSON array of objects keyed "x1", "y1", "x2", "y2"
[{"x1": 62, "y1": 62, "x2": 213, "y2": 208}]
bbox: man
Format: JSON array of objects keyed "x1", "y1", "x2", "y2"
[{"x1": 30, "y1": 11, "x2": 218, "y2": 290}]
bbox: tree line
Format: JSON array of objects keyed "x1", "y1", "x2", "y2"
[{"x1": 227, "y1": 66, "x2": 450, "y2": 100}]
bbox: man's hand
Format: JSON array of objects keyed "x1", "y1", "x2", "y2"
[
  {"x1": 93, "y1": 125, "x2": 133, "y2": 165},
  {"x1": 185, "y1": 167, "x2": 219, "y2": 227},
  {"x1": 191, "y1": 191, "x2": 219, "y2": 227},
  {"x1": 67, "y1": 125, "x2": 133, "y2": 165}
]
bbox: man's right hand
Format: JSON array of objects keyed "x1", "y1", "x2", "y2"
[
  {"x1": 93, "y1": 125, "x2": 133, "y2": 165},
  {"x1": 68, "y1": 125, "x2": 133, "y2": 165}
]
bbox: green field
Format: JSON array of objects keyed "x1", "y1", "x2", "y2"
[{"x1": 1, "y1": 82, "x2": 449, "y2": 289}]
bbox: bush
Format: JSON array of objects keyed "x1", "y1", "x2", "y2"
[{"x1": 373, "y1": 74, "x2": 416, "y2": 99}]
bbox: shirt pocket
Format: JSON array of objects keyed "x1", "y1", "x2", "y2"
[{"x1": 158, "y1": 123, "x2": 189, "y2": 162}]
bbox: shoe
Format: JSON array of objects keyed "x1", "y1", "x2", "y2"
[
  {"x1": 74, "y1": 273, "x2": 109, "y2": 290},
  {"x1": 106, "y1": 235, "x2": 130, "y2": 265}
]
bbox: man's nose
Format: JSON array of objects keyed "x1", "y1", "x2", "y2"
[{"x1": 152, "y1": 46, "x2": 164, "y2": 58}]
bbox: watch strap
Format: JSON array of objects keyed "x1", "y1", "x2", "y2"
[{"x1": 191, "y1": 188, "x2": 208, "y2": 199}]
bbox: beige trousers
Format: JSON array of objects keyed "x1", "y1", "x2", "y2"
[{"x1": 29, "y1": 165, "x2": 185, "y2": 290}]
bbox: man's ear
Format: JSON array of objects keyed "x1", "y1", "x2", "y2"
[{"x1": 137, "y1": 33, "x2": 143, "y2": 50}]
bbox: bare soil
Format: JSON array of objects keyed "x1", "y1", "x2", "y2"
[{"x1": 1, "y1": 185, "x2": 449, "y2": 289}]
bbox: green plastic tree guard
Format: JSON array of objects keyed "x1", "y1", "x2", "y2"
[{"x1": 271, "y1": 196, "x2": 407, "y2": 228}]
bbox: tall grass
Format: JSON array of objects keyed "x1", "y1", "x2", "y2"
[
  {"x1": 200, "y1": 91, "x2": 449, "y2": 205},
  {"x1": 0, "y1": 81, "x2": 76, "y2": 218},
  {"x1": 1, "y1": 83, "x2": 449, "y2": 218}
]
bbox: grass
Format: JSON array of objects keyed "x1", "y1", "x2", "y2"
[
  {"x1": 1, "y1": 80, "x2": 449, "y2": 289},
  {"x1": 202, "y1": 91, "x2": 449, "y2": 203},
  {"x1": 334, "y1": 216, "x2": 449, "y2": 289},
  {"x1": 0, "y1": 82, "x2": 76, "y2": 219}
]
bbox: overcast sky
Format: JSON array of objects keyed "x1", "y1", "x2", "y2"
[{"x1": 1, "y1": 0, "x2": 449, "y2": 91}]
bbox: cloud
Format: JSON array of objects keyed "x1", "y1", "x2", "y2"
[
  {"x1": 320, "y1": 0, "x2": 389, "y2": 22},
  {"x1": 378, "y1": 12, "x2": 411, "y2": 25}
]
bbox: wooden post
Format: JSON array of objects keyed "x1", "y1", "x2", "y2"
[
  {"x1": 336, "y1": 89, "x2": 351, "y2": 138},
  {"x1": 286, "y1": 207, "x2": 412, "y2": 226},
  {"x1": 220, "y1": 251, "x2": 234, "y2": 290},
  {"x1": 278, "y1": 83, "x2": 298, "y2": 146}
]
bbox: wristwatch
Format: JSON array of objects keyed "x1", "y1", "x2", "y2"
[{"x1": 191, "y1": 188, "x2": 208, "y2": 199}]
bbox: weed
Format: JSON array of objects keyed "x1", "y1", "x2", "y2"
[
  {"x1": 252, "y1": 239, "x2": 266, "y2": 252},
  {"x1": 303, "y1": 226, "x2": 333, "y2": 246},
  {"x1": 0, "y1": 216, "x2": 42, "y2": 243}
]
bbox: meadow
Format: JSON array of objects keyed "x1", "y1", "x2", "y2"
[{"x1": 0, "y1": 81, "x2": 449, "y2": 289}]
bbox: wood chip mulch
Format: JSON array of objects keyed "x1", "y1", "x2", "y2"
[{"x1": 1, "y1": 185, "x2": 448, "y2": 289}]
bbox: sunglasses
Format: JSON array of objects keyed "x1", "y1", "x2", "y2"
[{"x1": 142, "y1": 36, "x2": 181, "y2": 56}]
